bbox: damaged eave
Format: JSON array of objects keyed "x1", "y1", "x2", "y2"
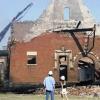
[{"x1": 53, "y1": 26, "x2": 95, "y2": 33}]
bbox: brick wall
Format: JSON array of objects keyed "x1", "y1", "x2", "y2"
[{"x1": 9, "y1": 32, "x2": 100, "y2": 84}]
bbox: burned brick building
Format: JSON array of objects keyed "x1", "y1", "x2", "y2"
[{"x1": 7, "y1": 0, "x2": 100, "y2": 86}]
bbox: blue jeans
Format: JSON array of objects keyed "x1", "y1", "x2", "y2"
[{"x1": 46, "y1": 90, "x2": 54, "y2": 100}]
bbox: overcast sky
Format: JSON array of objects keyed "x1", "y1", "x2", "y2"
[{"x1": 0, "y1": 0, "x2": 100, "y2": 49}]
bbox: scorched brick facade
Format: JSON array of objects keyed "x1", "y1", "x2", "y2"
[{"x1": 9, "y1": 32, "x2": 100, "y2": 85}]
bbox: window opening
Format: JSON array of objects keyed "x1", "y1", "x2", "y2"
[
  {"x1": 27, "y1": 51, "x2": 37, "y2": 65},
  {"x1": 64, "y1": 7, "x2": 69, "y2": 20}
]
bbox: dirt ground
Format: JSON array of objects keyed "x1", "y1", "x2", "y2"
[{"x1": 0, "y1": 94, "x2": 100, "y2": 100}]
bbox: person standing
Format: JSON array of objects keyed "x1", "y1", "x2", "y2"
[
  {"x1": 60, "y1": 76, "x2": 68, "y2": 100},
  {"x1": 43, "y1": 71, "x2": 55, "y2": 100}
]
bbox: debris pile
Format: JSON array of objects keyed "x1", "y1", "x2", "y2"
[
  {"x1": 35, "y1": 85, "x2": 100, "y2": 97},
  {"x1": 67, "y1": 86, "x2": 100, "y2": 97}
]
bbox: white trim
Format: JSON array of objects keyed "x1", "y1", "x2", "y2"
[
  {"x1": 27, "y1": 51, "x2": 37, "y2": 55},
  {"x1": 54, "y1": 49, "x2": 73, "y2": 68}
]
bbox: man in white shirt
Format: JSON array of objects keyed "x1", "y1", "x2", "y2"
[{"x1": 43, "y1": 71, "x2": 55, "y2": 100}]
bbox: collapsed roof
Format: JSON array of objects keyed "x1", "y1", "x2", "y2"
[{"x1": 11, "y1": 0, "x2": 100, "y2": 42}]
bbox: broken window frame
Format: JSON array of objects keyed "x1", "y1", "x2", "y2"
[
  {"x1": 27, "y1": 51, "x2": 37, "y2": 65},
  {"x1": 54, "y1": 49, "x2": 73, "y2": 69}
]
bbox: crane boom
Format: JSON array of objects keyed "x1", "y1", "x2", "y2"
[
  {"x1": 11, "y1": 3, "x2": 33, "y2": 22},
  {"x1": 0, "y1": 23, "x2": 12, "y2": 42},
  {"x1": 0, "y1": 3, "x2": 33, "y2": 42}
]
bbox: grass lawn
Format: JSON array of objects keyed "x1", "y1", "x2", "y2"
[{"x1": 0, "y1": 94, "x2": 100, "y2": 100}]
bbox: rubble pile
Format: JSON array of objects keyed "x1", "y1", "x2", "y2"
[
  {"x1": 34, "y1": 85, "x2": 100, "y2": 97},
  {"x1": 67, "y1": 86, "x2": 100, "y2": 96}
]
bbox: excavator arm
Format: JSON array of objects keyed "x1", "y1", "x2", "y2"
[{"x1": 0, "y1": 3, "x2": 33, "y2": 42}]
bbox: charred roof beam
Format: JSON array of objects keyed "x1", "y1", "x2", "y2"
[
  {"x1": 53, "y1": 22, "x2": 96, "y2": 57},
  {"x1": 53, "y1": 27, "x2": 94, "y2": 33}
]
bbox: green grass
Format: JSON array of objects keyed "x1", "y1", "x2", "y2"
[{"x1": 0, "y1": 94, "x2": 100, "y2": 100}]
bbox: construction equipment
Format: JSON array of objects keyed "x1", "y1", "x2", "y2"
[{"x1": 0, "y1": 3, "x2": 33, "y2": 42}]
